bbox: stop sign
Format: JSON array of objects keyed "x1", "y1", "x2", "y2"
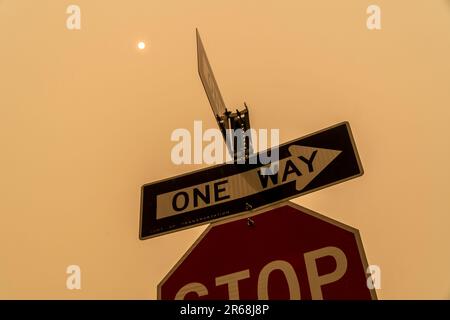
[{"x1": 158, "y1": 202, "x2": 377, "y2": 300}]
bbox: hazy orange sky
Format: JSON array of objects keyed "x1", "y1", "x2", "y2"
[{"x1": 0, "y1": 0, "x2": 449, "y2": 299}]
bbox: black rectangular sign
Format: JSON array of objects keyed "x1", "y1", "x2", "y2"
[{"x1": 140, "y1": 122, "x2": 363, "y2": 239}]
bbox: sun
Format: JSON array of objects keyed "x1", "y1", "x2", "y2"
[{"x1": 137, "y1": 41, "x2": 146, "y2": 50}]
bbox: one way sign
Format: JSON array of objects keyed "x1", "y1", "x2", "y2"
[{"x1": 140, "y1": 122, "x2": 363, "y2": 239}]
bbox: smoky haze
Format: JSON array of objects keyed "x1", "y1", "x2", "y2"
[{"x1": 0, "y1": 0, "x2": 449, "y2": 299}]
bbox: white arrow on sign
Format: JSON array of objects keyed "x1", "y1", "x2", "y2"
[{"x1": 156, "y1": 146, "x2": 341, "y2": 219}]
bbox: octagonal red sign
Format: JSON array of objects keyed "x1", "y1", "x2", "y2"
[{"x1": 158, "y1": 202, "x2": 376, "y2": 300}]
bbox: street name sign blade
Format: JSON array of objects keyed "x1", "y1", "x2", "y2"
[
  {"x1": 196, "y1": 30, "x2": 252, "y2": 158},
  {"x1": 196, "y1": 29, "x2": 227, "y2": 119},
  {"x1": 140, "y1": 121, "x2": 363, "y2": 239},
  {"x1": 158, "y1": 202, "x2": 377, "y2": 300}
]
